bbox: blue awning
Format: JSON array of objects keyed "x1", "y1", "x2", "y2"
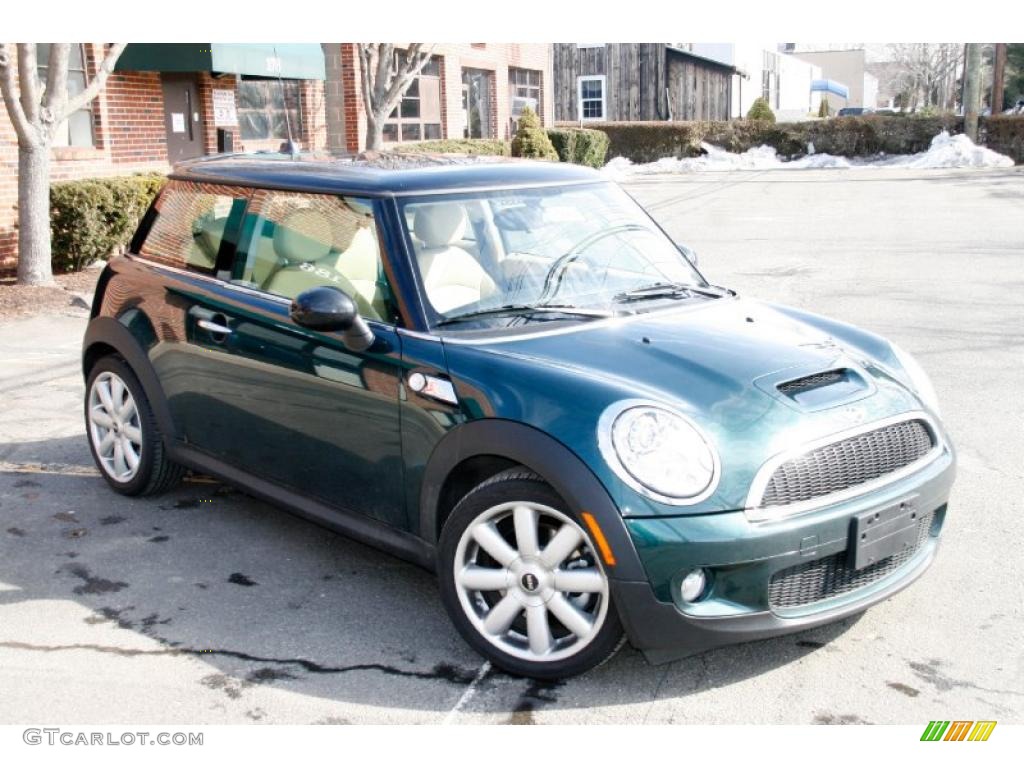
[
  {"x1": 117, "y1": 44, "x2": 325, "y2": 80},
  {"x1": 811, "y1": 79, "x2": 849, "y2": 99}
]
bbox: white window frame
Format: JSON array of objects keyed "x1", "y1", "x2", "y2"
[
  {"x1": 575, "y1": 43, "x2": 604, "y2": 49},
  {"x1": 577, "y1": 75, "x2": 606, "y2": 122}
]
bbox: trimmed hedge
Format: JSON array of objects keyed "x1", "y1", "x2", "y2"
[
  {"x1": 399, "y1": 138, "x2": 511, "y2": 156},
  {"x1": 571, "y1": 115, "x2": 967, "y2": 163},
  {"x1": 547, "y1": 127, "x2": 610, "y2": 168},
  {"x1": 980, "y1": 115, "x2": 1024, "y2": 164},
  {"x1": 50, "y1": 173, "x2": 166, "y2": 273}
]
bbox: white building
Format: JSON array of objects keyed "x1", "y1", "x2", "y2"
[{"x1": 685, "y1": 43, "x2": 823, "y2": 120}]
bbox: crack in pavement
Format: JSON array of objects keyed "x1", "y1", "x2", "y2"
[{"x1": 0, "y1": 640, "x2": 478, "y2": 684}]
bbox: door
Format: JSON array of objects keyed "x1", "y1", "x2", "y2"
[
  {"x1": 179, "y1": 188, "x2": 407, "y2": 529},
  {"x1": 161, "y1": 74, "x2": 205, "y2": 162},
  {"x1": 461, "y1": 69, "x2": 494, "y2": 138}
]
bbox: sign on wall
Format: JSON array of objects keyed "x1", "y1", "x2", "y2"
[{"x1": 212, "y1": 89, "x2": 239, "y2": 127}]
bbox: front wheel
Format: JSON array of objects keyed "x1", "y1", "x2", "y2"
[{"x1": 438, "y1": 468, "x2": 624, "y2": 679}]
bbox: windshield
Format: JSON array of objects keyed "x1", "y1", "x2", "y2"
[{"x1": 399, "y1": 182, "x2": 707, "y2": 326}]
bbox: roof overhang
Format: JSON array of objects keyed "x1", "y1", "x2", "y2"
[
  {"x1": 811, "y1": 78, "x2": 850, "y2": 98},
  {"x1": 116, "y1": 43, "x2": 326, "y2": 80},
  {"x1": 665, "y1": 46, "x2": 745, "y2": 77}
]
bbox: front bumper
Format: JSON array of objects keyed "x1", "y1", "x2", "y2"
[{"x1": 611, "y1": 445, "x2": 955, "y2": 664}]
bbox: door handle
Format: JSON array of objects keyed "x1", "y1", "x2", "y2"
[{"x1": 196, "y1": 318, "x2": 233, "y2": 336}]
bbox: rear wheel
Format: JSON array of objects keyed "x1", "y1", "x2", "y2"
[
  {"x1": 85, "y1": 355, "x2": 184, "y2": 496},
  {"x1": 438, "y1": 468, "x2": 624, "y2": 679}
]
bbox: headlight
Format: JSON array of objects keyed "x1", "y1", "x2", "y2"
[
  {"x1": 890, "y1": 343, "x2": 941, "y2": 416},
  {"x1": 598, "y1": 401, "x2": 719, "y2": 504}
]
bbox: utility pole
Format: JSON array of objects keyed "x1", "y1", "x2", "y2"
[
  {"x1": 963, "y1": 43, "x2": 982, "y2": 142},
  {"x1": 992, "y1": 43, "x2": 1007, "y2": 114}
]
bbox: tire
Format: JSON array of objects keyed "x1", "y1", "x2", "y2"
[
  {"x1": 84, "y1": 355, "x2": 184, "y2": 496},
  {"x1": 438, "y1": 467, "x2": 625, "y2": 679}
]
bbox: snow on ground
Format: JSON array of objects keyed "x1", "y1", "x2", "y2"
[{"x1": 603, "y1": 131, "x2": 1015, "y2": 178}]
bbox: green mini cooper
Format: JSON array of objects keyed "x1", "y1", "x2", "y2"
[{"x1": 83, "y1": 154, "x2": 955, "y2": 679}]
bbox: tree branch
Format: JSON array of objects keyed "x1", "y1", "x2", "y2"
[
  {"x1": 17, "y1": 43, "x2": 40, "y2": 125},
  {"x1": 0, "y1": 44, "x2": 35, "y2": 146},
  {"x1": 42, "y1": 43, "x2": 70, "y2": 122},
  {"x1": 358, "y1": 44, "x2": 376, "y2": 119},
  {"x1": 64, "y1": 42, "x2": 126, "y2": 118}
]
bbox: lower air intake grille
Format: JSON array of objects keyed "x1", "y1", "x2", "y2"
[
  {"x1": 768, "y1": 509, "x2": 934, "y2": 610},
  {"x1": 760, "y1": 419, "x2": 935, "y2": 508}
]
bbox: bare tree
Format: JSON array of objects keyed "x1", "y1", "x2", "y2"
[
  {"x1": 885, "y1": 44, "x2": 963, "y2": 111},
  {"x1": 357, "y1": 44, "x2": 435, "y2": 151},
  {"x1": 0, "y1": 43, "x2": 126, "y2": 285}
]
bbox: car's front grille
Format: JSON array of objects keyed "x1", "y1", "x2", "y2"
[
  {"x1": 768, "y1": 508, "x2": 934, "y2": 610},
  {"x1": 777, "y1": 369, "x2": 845, "y2": 396},
  {"x1": 760, "y1": 419, "x2": 935, "y2": 508}
]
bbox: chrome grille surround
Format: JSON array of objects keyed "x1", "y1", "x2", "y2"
[{"x1": 746, "y1": 411, "x2": 945, "y2": 522}]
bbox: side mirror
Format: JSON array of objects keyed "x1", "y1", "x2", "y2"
[
  {"x1": 290, "y1": 286, "x2": 375, "y2": 352},
  {"x1": 677, "y1": 243, "x2": 698, "y2": 266}
]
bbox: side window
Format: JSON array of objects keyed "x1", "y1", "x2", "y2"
[
  {"x1": 140, "y1": 182, "x2": 247, "y2": 272},
  {"x1": 236, "y1": 191, "x2": 392, "y2": 323}
]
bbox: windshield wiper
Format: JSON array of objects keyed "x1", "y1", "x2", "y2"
[
  {"x1": 435, "y1": 303, "x2": 613, "y2": 326},
  {"x1": 613, "y1": 282, "x2": 728, "y2": 304}
]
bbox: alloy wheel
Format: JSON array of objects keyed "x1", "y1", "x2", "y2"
[
  {"x1": 453, "y1": 501, "x2": 610, "y2": 663},
  {"x1": 87, "y1": 371, "x2": 143, "y2": 482}
]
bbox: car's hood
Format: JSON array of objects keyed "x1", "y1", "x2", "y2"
[{"x1": 443, "y1": 296, "x2": 928, "y2": 514}]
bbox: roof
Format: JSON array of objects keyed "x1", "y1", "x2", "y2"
[
  {"x1": 665, "y1": 46, "x2": 745, "y2": 77},
  {"x1": 171, "y1": 152, "x2": 603, "y2": 196}
]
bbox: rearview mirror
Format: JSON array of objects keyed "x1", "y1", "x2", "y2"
[{"x1": 290, "y1": 286, "x2": 375, "y2": 352}]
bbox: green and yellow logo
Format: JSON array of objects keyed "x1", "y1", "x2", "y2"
[{"x1": 920, "y1": 720, "x2": 997, "y2": 742}]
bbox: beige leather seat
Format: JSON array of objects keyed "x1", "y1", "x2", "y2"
[
  {"x1": 413, "y1": 204, "x2": 496, "y2": 314},
  {"x1": 187, "y1": 217, "x2": 226, "y2": 270},
  {"x1": 329, "y1": 226, "x2": 388, "y2": 320}
]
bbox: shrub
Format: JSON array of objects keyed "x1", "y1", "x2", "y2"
[
  {"x1": 398, "y1": 138, "x2": 510, "y2": 156},
  {"x1": 747, "y1": 97, "x2": 776, "y2": 123},
  {"x1": 980, "y1": 115, "x2": 1024, "y2": 164},
  {"x1": 547, "y1": 126, "x2": 610, "y2": 168},
  {"x1": 818, "y1": 99, "x2": 831, "y2": 118},
  {"x1": 50, "y1": 173, "x2": 166, "y2": 274},
  {"x1": 510, "y1": 107, "x2": 558, "y2": 161}
]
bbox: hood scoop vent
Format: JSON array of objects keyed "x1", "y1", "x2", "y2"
[{"x1": 775, "y1": 367, "x2": 869, "y2": 409}]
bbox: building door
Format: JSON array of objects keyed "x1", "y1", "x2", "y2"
[
  {"x1": 461, "y1": 69, "x2": 493, "y2": 138},
  {"x1": 161, "y1": 74, "x2": 205, "y2": 163}
]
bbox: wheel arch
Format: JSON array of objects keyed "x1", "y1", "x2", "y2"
[{"x1": 419, "y1": 419, "x2": 646, "y2": 581}]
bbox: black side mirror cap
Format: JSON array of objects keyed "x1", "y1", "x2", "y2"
[{"x1": 290, "y1": 286, "x2": 375, "y2": 352}]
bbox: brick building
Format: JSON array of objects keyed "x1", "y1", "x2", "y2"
[{"x1": 1, "y1": 42, "x2": 553, "y2": 272}]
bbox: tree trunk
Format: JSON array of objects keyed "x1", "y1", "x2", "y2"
[
  {"x1": 16, "y1": 142, "x2": 54, "y2": 286},
  {"x1": 365, "y1": 113, "x2": 384, "y2": 151}
]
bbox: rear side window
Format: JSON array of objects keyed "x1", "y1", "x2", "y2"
[{"x1": 139, "y1": 181, "x2": 248, "y2": 272}]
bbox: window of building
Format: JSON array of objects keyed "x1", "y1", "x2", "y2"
[
  {"x1": 140, "y1": 182, "x2": 248, "y2": 273},
  {"x1": 383, "y1": 55, "x2": 442, "y2": 143},
  {"x1": 577, "y1": 75, "x2": 606, "y2": 121},
  {"x1": 36, "y1": 43, "x2": 94, "y2": 148},
  {"x1": 237, "y1": 77, "x2": 303, "y2": 142},
  {"x1": 509, "y1": 68, "x2": 542, "y2": 132},
  {"x1": 761, "y1": 51, "x2": 780, "y2": 109},
  {"x1": 236, "y1": 191, "x2": 392, "y2": 322},
  {"x1": 462, "y1": 69, "x2": 495, "y2": 138}
]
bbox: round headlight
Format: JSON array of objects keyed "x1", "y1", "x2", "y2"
[
  {"x1": 890, "y1": 343, "x2": 941, "y2": 416},
  {"x1": 599, "y1": 402, "x2": 719, "y2": 503}
]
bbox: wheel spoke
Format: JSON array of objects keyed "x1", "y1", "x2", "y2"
[
  {"x1": 112, "y1": 440, "x2": 128, "y2": 477},
  {"x1": 472, "y1": 522, "x2": 518, "y2": 567},
  {"x1": 547, "y1": 593, "x2": 594, "y2": 639},
  {"x1": 96, "y1": 379, "x2": 115, "y2": 414},
  {"x1": 97, "y1": 431, "x2": 116, "y2": 455},
  {"x1": 458, "y1": 565, "x2": 508, "y2": 592},
  {"x1": 513, "y1": 504, "x2": 540, "y2": 557},
  {"x1": 526, "y1": 604, "x2": 553, "y2": 655},
  {"x1": 553, "y1": 568, "x2": 605, "y2": 594},
  {"x1": 110, "y1": 377, "x2": 125, "y2": 410},
  {"x1": 539, "y1": 523, "x2": 583, "y2": 569},
  {"x1": 90, "y1": 409, "x2": 115, "y2": 429},
  {"x1": 122, "y1": 438, "x2": 140, "y2": 470},
  {"x1": 123, "y1": 424, "x2": 142, "y2": 444},
  {"x1": 483, "y1": 593, "x2": 522, "y2": 635}
]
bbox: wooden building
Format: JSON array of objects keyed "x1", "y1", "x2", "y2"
[{"x1": 552, "y1": 44, "x2": 740, "y2": 123}]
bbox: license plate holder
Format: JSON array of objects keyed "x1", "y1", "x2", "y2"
[{"x1": 849, "y1": 498, "x2": 919, "y2": 570}]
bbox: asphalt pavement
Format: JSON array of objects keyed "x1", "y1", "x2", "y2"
[{"x1": 1, "y1": 166, "x2": 1021, "y2": 724}]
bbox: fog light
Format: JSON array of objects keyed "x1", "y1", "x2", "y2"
[{"x1": 679, "y1": 568, "x2": 708, "y2": 603}]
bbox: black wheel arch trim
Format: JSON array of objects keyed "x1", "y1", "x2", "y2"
[
  {"x1": 419, "y1": 419, "x2": 647, "y2": 582},
  {"x1": 82, "y1": 315, "x2": 177, "y2": 442}
]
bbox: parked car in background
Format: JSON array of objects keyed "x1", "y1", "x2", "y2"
[
  {"x1": 82, "y1": 153, "x2": 956, "y2": 679},
  {"x1": 837, "y1": 107, "x2": 874, "y2": 116}
]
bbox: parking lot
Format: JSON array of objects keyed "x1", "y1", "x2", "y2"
[{"x1": 1, "y1": 166, "x2": 1022, "y2": 724}]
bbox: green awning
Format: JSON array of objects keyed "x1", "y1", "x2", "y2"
[{"x1": 116, "y1": 43, "x2": 325, "y2": 80}]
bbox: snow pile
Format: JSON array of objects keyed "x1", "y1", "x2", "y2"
[{"x1": 603, "y1": 130, "x2": 1013, "y2": 177}]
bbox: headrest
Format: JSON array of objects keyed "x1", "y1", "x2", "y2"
[
  {"x1": 274, "y1": 209, "x2": 333, "y2": 263},
  {"x1": 413, "y1": 204, "x2": 467, "y2": 249}
]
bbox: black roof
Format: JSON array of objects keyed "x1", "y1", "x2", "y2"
[{"x1": 171, "y1": 152, "x2": 603, "y2": 196}]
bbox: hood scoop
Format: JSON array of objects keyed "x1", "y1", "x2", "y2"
[{"x1": 768, "y1": 367, "x2": 873, "y2": 411}]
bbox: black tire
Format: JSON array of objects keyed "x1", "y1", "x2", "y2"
[
  {"x1": 84, "y1": 355, "x2": 184, "y2": 496},
  {"x1": 438, "y1": 467, "x2": 625, "y2": 679}
]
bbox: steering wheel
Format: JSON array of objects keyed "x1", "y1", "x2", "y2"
[{"x1": 539, "y1": 224, "x2": 650, "y2": 301}]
